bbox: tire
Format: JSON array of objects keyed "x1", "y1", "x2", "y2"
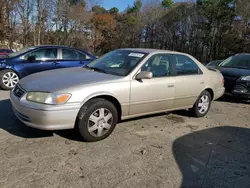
[
  {"x1": 75, "y1": 98, "x2": 118, "y2": 142},
  {"x1": 0, "y1": 69, "x2": 19, "y2": 90},
  {"x1": 190, "y1": 90, "x2": 212, "y2": 117}
]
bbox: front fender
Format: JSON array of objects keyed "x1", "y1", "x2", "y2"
[{"x1": 80, "y1": 91, "x2": 120, "y2": 106}]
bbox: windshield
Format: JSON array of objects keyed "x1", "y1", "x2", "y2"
[
  {"x1": 207, "y1": 60, "x2": 222, "y2": 66},
  {"x1": 220, "y1": 55, "x2": 250, "y2": 69},
  {"x1": 7, "y1": 47, "x2": 35, "y2": 58},
  {"x1": 86, "y1": 50, "x2": 147, "y2": 76}
]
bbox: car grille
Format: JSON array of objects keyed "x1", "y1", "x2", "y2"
[
  {"x1": 13, "y1": 84, "x2": 26, "y2": 98},
  {"x1": 233, "y1": 84, "x2": 249, "y2": 93}
]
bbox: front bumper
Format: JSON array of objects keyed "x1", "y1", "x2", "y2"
[
  {"x1": 224, "y1": 84, "x2": 250, "y2": 100},
  {"x1": 225, "y1": 91, "x2": 250, "y2": 100},
  {"x1": 10, "y1": 90, "x2": 80, "y2": 130}
]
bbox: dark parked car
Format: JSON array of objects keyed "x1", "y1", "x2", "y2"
[
  {"x1": 217, "y1": 53, "x2": 250, "y2": 100},
  {"x1": 0, "y1": 45, "x2": 96, "y2": 90},
  {"x1": 0, "y1": 49, "x2": 13, "y2": 57},
  {"x1": 206, "y1": 60, "x2": 223, "y2": 68}
]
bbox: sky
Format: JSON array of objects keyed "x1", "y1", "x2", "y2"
[
  {"x1": 102, "y1": 0, "x2": 186, "y2": 12},
  {"x1": 102, "y1": 0, "x2": 135, "y2": 11}
]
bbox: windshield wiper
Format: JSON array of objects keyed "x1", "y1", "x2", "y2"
[{"x1": 83, "y1": 65, "x2": 106, "y2": 73}]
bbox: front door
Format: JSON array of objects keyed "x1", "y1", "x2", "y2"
[
  {"x1": 172, "y1": 54, "x2": 205, "y2": 108},
  {"x1": 22, "y1": 48, "x2": 59, "y2": 77},
  {"x1": 129, "y1": 53, "x2": 176, "y2": 116}
]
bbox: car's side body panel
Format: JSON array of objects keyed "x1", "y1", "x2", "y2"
[
  {"x1": 129, "y1": 77, "x2": 175, "y2": 115},
  {"x1": 11, "y1": 48, "x2": 225, "y2": 131}
]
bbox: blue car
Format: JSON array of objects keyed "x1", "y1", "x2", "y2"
[{"x1": 0, "y1": 45, "x2": 96, "y2": 90}]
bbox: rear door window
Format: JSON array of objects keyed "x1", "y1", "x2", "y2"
[
  {"x1": 173, "y1": 54, "x2": 202, "y2": 75},
  {"x1": 62, "y1": 49, "x2": 90, "y2": 60}
]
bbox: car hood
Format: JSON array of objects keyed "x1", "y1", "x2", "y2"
[
  {"x1": 18, "y1": 67, "x2": 122, "y2": 92},
  {"x1": 217, "y1": 67, "x2": 250, "y2": 78}
]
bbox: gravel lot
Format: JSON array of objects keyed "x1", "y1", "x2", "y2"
[{"x1": 0, "y1": 90, "x2": 249, "y2": 188}]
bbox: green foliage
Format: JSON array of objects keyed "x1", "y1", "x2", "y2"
[
  {"x1": 161, "y1": 0, "x2": 173, "y2": 7},
  {"x1": 92, "y1": 5, "x2": 107, "y2": 14},
  {"x1": 125, "y1": 15, "x2": 138, "y2": 25},
  {"x1": 127, "y1": 0, "x2": 142, "y2": 14},
  {"x1": 69, "y1": 0, "x2": 86, "y2": 7},
  {"x1": 109, "y1": 7, "x2": 119, "y2": 15}
]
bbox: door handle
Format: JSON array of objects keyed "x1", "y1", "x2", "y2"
[
  {"x1": 53, "y1": 62, "x2": 59, "y2": 65},
  {"x1": 200, "y1": 81, "x2": 204, "y2": 84},
  {"x1": 168, "y1": 84, "x2": 175, "y2": 88}
]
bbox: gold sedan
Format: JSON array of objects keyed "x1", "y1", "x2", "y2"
[{"x1": 10, "y1": 48, "x2": 225, "y2": 142}]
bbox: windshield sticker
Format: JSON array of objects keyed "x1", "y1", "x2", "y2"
[{"x1": 128, "y1": 53, "x2": 144, "y2": 58}]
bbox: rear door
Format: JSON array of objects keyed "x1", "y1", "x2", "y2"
[
  {"x1": 172, "y1": 54, "x2": 205, "y2": 108},
  {"x1": 21, "y1": 47, "x2": 59, "y2": 76},
  {"x1": 59, "y1": 48, "x2": 94, "y2": 68}
]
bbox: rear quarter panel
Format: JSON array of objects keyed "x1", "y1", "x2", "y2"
[
  {"x1": 183, "y1": 55, "x2": 224, "y2": 100},
  {"x1": 203, "y1": 68, "x2": 225, "y2": 100}
]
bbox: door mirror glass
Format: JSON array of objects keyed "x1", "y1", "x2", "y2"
[
  {"x1": 27, "y1": 55, "x2": 36, "y2": 62},
  {"x1": 135, "y1": 71, "x2": 153, "y2": 80}
]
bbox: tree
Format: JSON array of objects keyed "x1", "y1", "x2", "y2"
[
  {"x1": 109, "y1": 7, "x2": 119, "y2": 15},
  {"x1": 92, "y1": 5, "x2": 106, "y2": 14},
  {"x1": 0, "y1": 0, "x2": 249, "y2": 60},
  {"x1": 91, "y1": 13, "x2": 116, "y2": 53},
  {"x1": 162, "y1": 0, "x2": 173, "y2": 8},
  {"x1": 127, "y1": 0, "x2": 142, "y2": 14}
]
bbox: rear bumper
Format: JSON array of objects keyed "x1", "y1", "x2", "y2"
[
  {"x1": 214, "y1": 87, "x2": 225, "y2": 100},
  {"x1": 10, "y1": 90, "x2": 80, "y2": 130}
]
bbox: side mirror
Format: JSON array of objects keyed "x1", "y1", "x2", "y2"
[
  {"x1": 27, "y1": 55, "x2": 36, "y2": 62},
  {"x1": 135, "y1": 71, "x2": 153, "y2": 80}
]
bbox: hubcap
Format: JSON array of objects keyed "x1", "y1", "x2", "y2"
[
  {"x1": 88, "y1": 108, "x2": 113, "y2": 137},
  {"x1": 2, "y1": 72, "x2": 19, "y2": 88},
  {"x1": 198, "y1": 95, "x2": 210, "y2": 114}
]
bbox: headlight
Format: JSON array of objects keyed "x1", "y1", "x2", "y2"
[
  {"x1": 240, "y1": 76, "x2": 250, "y2": 81},
  {"x1": 26, "y1": 92, "x2": 71, "y2": 105}
]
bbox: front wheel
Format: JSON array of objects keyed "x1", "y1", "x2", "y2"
[
  {"x1": 0, "y1": 69, "x2": 19, "y2": 90},
  {"x1": 75, "y1": 98, "x2": 118, "y2": 142},
  {"x1": 190, "y1": 90, "x2": 212, "y2": 117}
]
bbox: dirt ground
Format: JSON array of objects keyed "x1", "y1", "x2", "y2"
[{"x1": 0, "y1": 90, "x2": 249, "y2": 188}]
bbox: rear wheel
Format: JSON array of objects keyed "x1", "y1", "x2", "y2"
[
  {"x1": 190, "y1": 90, "x2": 211, "y2": 117},
  {"x1": 75, "y1": 98, "x2": 118, "y2": 142},
  {"x1": 0, "y1": 69, "x2": 19, "y2": 90}
]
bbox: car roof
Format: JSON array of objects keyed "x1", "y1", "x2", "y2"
[
  {"x1": 234, "y1": 53, "x2": 250, "y2": 56},
  {"x1": 118, "y1": 48, "x2": 180, "y2": 54},
  {"x1": 31, "y1": 45, "x2": 71, "y2": 49}
]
